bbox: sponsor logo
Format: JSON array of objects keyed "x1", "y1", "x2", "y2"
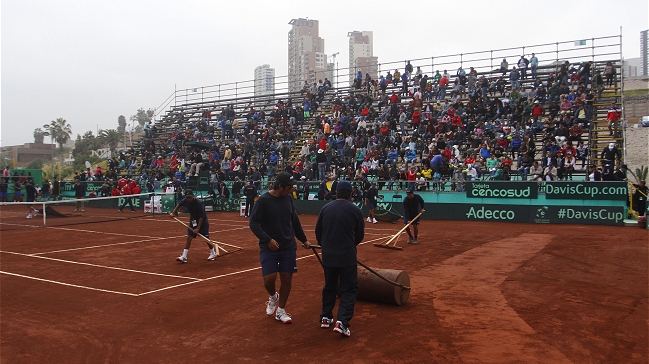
[
  {"x1": 465, "y1": 206, "x2": 515, "y2": 220},
  {"x1": 557, "y1": 207, "x2": 624, "y2": 224},
  {"x1": 545, "y1": 182, "x2": 627, "y2": 200},
  {"x1": 534, "y1": 206, "x2": 550, "y2": 223},
  {"x1": 466, "y1": 182, "x2": 538, "y2": 199}
]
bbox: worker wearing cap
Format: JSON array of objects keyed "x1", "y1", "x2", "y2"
[
  {"x1": 403, "y1": 188, "x2": 425, "y2": 244},
  {"x1": 169, "y1": 189, "x2": 216, "y2": 263},
  {"x1": 315, "y1": 180, "x2": 364, "y2": 337}
]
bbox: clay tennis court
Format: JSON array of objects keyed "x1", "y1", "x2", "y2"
[{"x1": 1, "y1": 206, "x2": 647, "y2": 363}]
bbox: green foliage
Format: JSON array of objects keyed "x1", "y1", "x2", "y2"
[
  {"x1": 118, "y1": 115, "x2": 127, "y2": 133},
  {"x1": 628, "y1": 165, "x2": 648, "y2": 184},
  {"x1": 71, "y1": 154, "x2": 102, "y2": 173},
  {"x1": 33, "y1": 128, "x2": 46, "y2": 143},
  {"x1": 624, "y1": 89, "x2": 649, "y2": 97},
  {"x1": 26, "y1": 159, "x2": 46, "y2": 169},
  {"x1": 99, "y1": 129, "x2": 122, "y2": 155},
  {"x1": 130, "y1": 108, "x2": 154, "y2": 128},
  {"x1": 72, "y1": 132, "x2": 104, "y2": 158},
  {"x1": 43, "y1": 118, "x2": 72, "y2": 149}
]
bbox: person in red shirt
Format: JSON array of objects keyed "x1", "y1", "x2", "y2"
[
  {"x1": 406, "y1": 167, "x2": 417, "y2": 190},
  {"x1": 606, "y1": 102, "x2": 621, "y2": 135},
  {"x1": 118, "y1": 180, "x2": 136, "y2": 212},
  {"x1": 111, "y1": 186, "x2": 121, "y2": 196},
  {"x1": 532, "y1": 101, "x2": 545, "y2": 118}
]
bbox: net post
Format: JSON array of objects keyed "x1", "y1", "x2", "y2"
[{"x1": 42, "y1": 202, "x2": 47, "y2": 226}]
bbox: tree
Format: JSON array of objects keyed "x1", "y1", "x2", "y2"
[
  {"x1": 27, "y1": 158, "x2": 46, "y2": 169},
  {"x1": 628, "y1": 165, "x2": 648, "y2": 184},
  {"x1": 118, "y1": 115, "x2": 127, "y2": 133},
  {"x1": 130, "y1": 108, "x2": 155, "y2": 128},
  {"x1": 72, "y1": 130, "x2": 103, "y2": 158},
  {"x1": 33, "y1": 128, "x2": 47, "y2": 143},
  {"x1": 99, "y1": 129, "x2": 122, "y2": 156},
  {"x1": 43, "y1": 118, "x2": 72, "y2": 149}
]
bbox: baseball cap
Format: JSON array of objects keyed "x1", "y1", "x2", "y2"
[
  {"x1": 406, "y1": 188, "x2": 415, "y2": 194},
  {"x1": 336, "y1": 180, "x2": 353, "y2": 192},
  {"x1": 276, "y1": 172, "x2": 297, "y2": 186},
  {"x1": 184, "y1": 189, "x2": 194, "y2": 197}
]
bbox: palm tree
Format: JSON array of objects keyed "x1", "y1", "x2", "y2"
[
  {"x1": 99, "y1": 129, "x2": 122, "y2": 157},
  {"x1": 44, "y1": 118, "x2": 72, "y2": 149}
]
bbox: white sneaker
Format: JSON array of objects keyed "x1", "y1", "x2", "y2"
[
  {"x1": 367, "y1": 217, "x2": 371, "y2": 222},
  {"x1": 275, "y1": 307, "x2": 292, "y2": 324},
  {"x1": 320, "y1": 317, "x2": 333, "y2": 328},
  {"x1": 207, "y1": 252, "x2": 217, "y2": 261},
  {"x1": 372, "y1": 218, "x2": 378, "y2": 224},
  {"x1": 333, "y1": 321, "x2": 350, "y2": 337},
  {"x1": 176, "y1": 255, "x2": 187, "y2": 263},
  {"x1": 26, "y1": 214, "x2": 33, "y2": 219},
  {"x1": 266, "y1": 292, "x2": 279, "y2": 315}
]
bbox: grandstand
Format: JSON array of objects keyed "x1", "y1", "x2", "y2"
[{"x1": 126, "y1": 34, "x2": 624, "y2": 193}]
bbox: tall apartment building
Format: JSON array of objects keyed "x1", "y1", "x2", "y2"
[
  {"x1": 254, "y1": 64, "x2": 275, "y2": 98},
  {"x1": 641, "y1": 30, "x2": 648, "y2": 76},
  {"x1": 288, "y1": 18, "x2": 327, "y2": 94},
  {"x1": 348, "y1": 31, "x2": 378, "y2": 85}
]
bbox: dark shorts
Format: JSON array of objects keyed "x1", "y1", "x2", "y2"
[
  {"x1": 0, "y1": 192, "x2": 6, "y2": 198},
  {"x1": 260, "y1": 249, "x2": 297, "y2": 276},
  {"x1": 14, "y1": 191, "x2": 21, "y2": 197},
  {"x1": 187, "y1": 218, "x2": 209, "y2": 238},
  {"x1": 404, "y1": 215, "x2": 421, "y2": 225},
  {"x1": 367, "y1": 202, "x2": 376, "y2": 209}
]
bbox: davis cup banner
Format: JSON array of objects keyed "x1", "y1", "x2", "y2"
[
  {"x1": 465, "y1": 181, "x2": 538, "y2": 199},
  {"x1": 544, "y1": 182, "x2": 627, "y2": 200}
]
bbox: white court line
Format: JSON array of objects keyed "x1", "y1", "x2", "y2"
[
  {"x1": 0, "y1": 251, "x2": 200, "y2": 281},
  {"x1": 136, "y1": 234, "x2": 392, "y2": 296},
  {"x1": 32, "y1": 235, "x2": 186, "y2": 255},
  {"x1": 49, "y1": 226, "x2": 162, "y2": 238},
  {"x1": 1, "y1": 233, "x2": 394, "y2": 297},
  {"x1": 0, "y1": 271, "x2": 139, "y2": 296},
  {"x1": 137, "y1": 266, "x2": 263, "y2": 296}
]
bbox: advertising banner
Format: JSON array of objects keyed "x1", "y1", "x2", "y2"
[
  {"x1": 544, "y1": 182, "x2": 627, "y2": 200},
  {"x1": 531, "y1": 205, "x2": 625, "y2": 226},
  {"x1": 453, "y1": 204, "x2": 531, "y2": 223},
  {"x1": 465, "y1": 181, "x2": 538, "y2": 199}
]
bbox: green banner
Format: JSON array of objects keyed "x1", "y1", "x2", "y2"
[
  {"x1": 531, "y1": 205, "x2": 625, "y2": 226},
  {"x1": 544, "y1": 182, "x2": 627, "y2": 200},
  {"x1": 465, "y1": 181, "x2": 538, "y2": 199},
  {"x1": 59, "y1": 181, "x2": 105, "y2": 196}
]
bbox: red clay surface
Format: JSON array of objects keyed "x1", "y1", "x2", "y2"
[{"x1": 0, "y1": 210, "x2": 647, "y2": 363}]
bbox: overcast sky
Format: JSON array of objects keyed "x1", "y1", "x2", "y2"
[{"x1": 2, "y1": 0, "x2": 647, "y2": 146}]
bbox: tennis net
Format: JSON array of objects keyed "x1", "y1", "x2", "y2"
[{"x1": 0, "y1": 193, "x2": 164, "y2": 231}]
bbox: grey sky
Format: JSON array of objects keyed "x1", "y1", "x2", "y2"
[{"x1": 2, "y1": 0, "x2": 647, "y2": 147}]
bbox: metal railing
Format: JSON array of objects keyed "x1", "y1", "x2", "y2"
[{"x1": 160, "y1": 33, "x2": 622, "y2": 118}]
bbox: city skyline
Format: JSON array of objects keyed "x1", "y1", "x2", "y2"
[{"x1": 2, "y1": 0, "x2": 646, "y2": 147}]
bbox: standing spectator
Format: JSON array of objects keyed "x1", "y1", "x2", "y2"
[
  {"x1": 632, "y1": 180, "x2": 648, "y2": 217},
  {"x1": 73, "y1": 179, "x2": 85, "y2": 211},
  {"x1": 24, "y1": 181, "x2": 37, "y2": 202},
  {"x1": 0, "y1": 178, "x2": 7, "y2": 202},
  {"x1": 364, "y1": 181, "x2": 379, "y2": 224},
  {"x1": 606, "y1": 102, "x2": 622, "y2": 136},
  {"x1": 517, "y1": 55, "x2": 529, "y2": 79},
  {"x1": 315, "y1": 180, "x2": 364, "y2": 337},
  {"x1": 604, "y1": 61, "x2": 616, "y2": 87},
  {"x1": 243, "y1": 180, "x2": 258, "y2": 218},
  {"x1": 529, "y1": 53, "x2": 539, "y2": 79},
  {"x1": 249, "y1": 172, "x2": 311, "y2": 324},
  {"x1": 118, "y1": 179, "x2": 136, "y2": 212},
  {"x1": 509, "y1": 67, "x2": 520, "y2": 91}
]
